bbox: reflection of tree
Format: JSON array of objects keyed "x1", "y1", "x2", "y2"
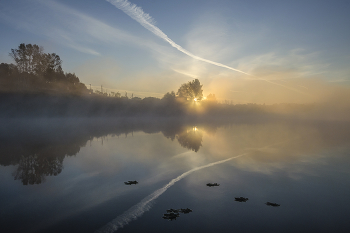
[
  {"x1": 160, "y1": 123, "x2": 205, "y2": 152},
  {"x1": 0, "y1": 119, "x2": 211, "y2": 185},
  {"x1": 13, "y1": 154, "x2": 63, "y2": 185},
  {"x1": 0, "y1": 120, "x2": 90, "y2": 185},
  {"x1": 9, "y1": 143, "x2": 82, "y2": 185},
  {"x1": 176, "y1": 127, "x2": 203, "y2": 152},
  {"x1": 1, "y1": 118, "x2": 348, "y2": 187}
]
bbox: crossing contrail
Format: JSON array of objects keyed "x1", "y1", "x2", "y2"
[
  {"x1": 106, "y1": 0, "x2": 310, "y2": 95},
  {"x1": 95, "y1": 153, "x2": 246, "y2": 233}
]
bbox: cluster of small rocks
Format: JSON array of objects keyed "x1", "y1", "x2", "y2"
[
  {"x1": 207, "y1": 183, "x2": 280, "y2": 207},
  {"x1": 162, "y1": 208, "x2": 193, "y2": 221}
]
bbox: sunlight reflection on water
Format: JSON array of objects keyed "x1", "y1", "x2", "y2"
[{"x1": 0, "y1": 118, "x2": 349, "y2": 233}]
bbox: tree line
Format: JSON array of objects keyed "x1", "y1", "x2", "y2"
[
  {"x1": 0, "y1": 43, "x2": 88, "y2": 94},
  {"x1": 0, "y1": 43, "x2": 315, "y2": 118},
  {"x1": 0, "y1": 43, "x2": 219, "y2": 102}
]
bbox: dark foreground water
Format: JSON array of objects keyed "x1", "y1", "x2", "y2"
[{"x1": 1, "y1": 118, "x2": 350, "y2": 233}]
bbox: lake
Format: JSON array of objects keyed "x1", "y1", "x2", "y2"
[{"x1": 1, "y1": 118, "x2": 349, "y2": 233}]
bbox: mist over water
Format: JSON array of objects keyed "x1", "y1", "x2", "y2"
[{"x1": 0, "y1": 117, "x2": 349, "y2": 233}]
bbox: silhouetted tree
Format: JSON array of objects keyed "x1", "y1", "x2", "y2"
[
  {"x1": 40, "y1": 53, "x2": 63, "y2": 79},
  {"x1": 9, "y1": 43, "x2": 42, "y2": 73},
  {"x1": 177, "y1": 79, "x2": 203, "y2": 101},
  {"x1": 9, "y1": 43, "x2": 62, "y2": 76},
  {"x1": 0, "y1": 63, "x2": 19, "y2": 91},
  {"x1": 162, "y1": 91, "x2": 176, "y2": 101},
  {"x1": 0, "y1": 63, "x2": 16, "y2": 76},
  {"x1": 3, "y1": 43, "x2": 88, "y2": 94},
  {"x1": 205, "y1": 93, "x2": 217, "y2": 104}
]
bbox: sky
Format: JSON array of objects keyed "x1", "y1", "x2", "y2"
[{"x1": 0, "y1": 0, "x2": 349, "y2": 103}]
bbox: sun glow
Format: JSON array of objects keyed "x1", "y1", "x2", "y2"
[{"x1": 194, "y1": 98, "x2": 197, "y2": 102}]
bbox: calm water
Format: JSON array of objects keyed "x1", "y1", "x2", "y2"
[{"x1": 1, "y1": 118, "x2": 350, "y2": 233}]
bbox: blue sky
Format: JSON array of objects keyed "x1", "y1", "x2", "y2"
[{"x1": 0, "y1": 0, "x2": 349, "y2": 103}]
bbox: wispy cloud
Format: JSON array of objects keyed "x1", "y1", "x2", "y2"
[
  {"x1": 106, "y1": 0, "x2": 252, "y2": 76},
  {"x1": 172, "y1": 69, "x2": 199, "y2": 79},
  {"x1": 0, "y1": 0, "x2": 156, "y2": 56},
  {"x1": 106, "y1": 0, "x2": 314, "y2": 95}
]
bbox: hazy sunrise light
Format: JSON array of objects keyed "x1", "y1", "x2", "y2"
[
  {"x1": 1, "y1": 1, "x2": 350, "y2": 233},
  {"x1": 0, "y1": 0, "x2": 349, "y2": 105}
]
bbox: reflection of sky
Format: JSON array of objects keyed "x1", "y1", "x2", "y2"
[{"x1": 0, "y1": 122, "x2": 350, "y2": 232}]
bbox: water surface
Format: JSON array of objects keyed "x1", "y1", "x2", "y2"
[{"x1": 1, "y1": 118, "x2": 349, "y2": 233}]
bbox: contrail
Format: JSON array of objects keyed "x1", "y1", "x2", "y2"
[
  {"x1": 106, "y1": 0, "x2": 251, "y2": 76},
  {"x1": 106, "y1": 0, "x2": 310, "y2": 95},
  {"x1": 95, "y1": 153, "x2": 246, "y2": 233}
]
